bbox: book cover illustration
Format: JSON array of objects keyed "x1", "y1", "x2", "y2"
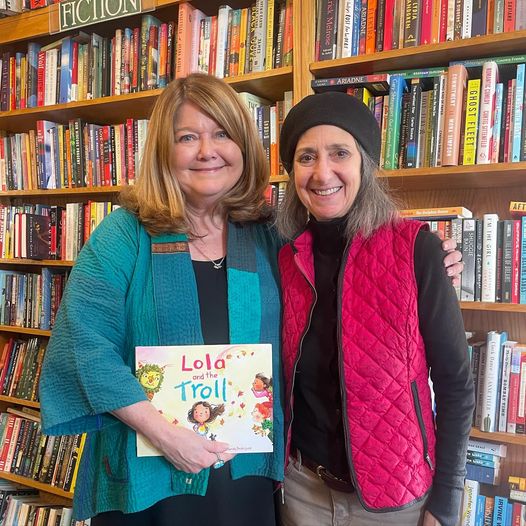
[{"x1": 135, "y1": 344, "x2": 273, "y2": 456}]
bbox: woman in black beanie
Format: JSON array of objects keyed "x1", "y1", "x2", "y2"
[{"x1": 276, "y1": 92, "x2": 474, "y2": 526}]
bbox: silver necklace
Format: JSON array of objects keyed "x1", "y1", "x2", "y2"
[{"x1": 191, "y1": 242, "x2": 226, "y2": 270}]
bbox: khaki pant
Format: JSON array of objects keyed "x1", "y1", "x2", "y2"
[{"x1": 280, "y1": 456, "x2": 427, "y2": 526}]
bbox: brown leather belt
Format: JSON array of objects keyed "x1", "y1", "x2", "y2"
[{"x1": 291, "y1": 448, "x2": 354, "y2": 493}]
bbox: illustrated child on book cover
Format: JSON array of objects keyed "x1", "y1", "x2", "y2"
[{"x1": 187, "y1": 401, "x2": 225, "y2": 438}]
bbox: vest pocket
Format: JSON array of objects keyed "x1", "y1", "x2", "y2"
[{"x1": 410, "y1": 381, "x2": 434, "y2": 471}]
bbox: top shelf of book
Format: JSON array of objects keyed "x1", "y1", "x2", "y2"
[
  {"x1": 310, "y1": 30, "x2": 526, "y2": 78},
  {"x1": 0, "y1": 0, "x2": 186, "y2": 46}
]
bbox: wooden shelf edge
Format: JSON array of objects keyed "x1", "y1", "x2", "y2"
[
  {"x1": 0, "y1": 326, "x2": 51, "y2": 337},
  {"x1": 0, "y1": 67, "x2": 293, "y2": 126},
  {"x1": 470, "y1": 428, "x2": 526, "y2": 446},
  {"x1": 310, "y1": 29, "x2": 526, "y2": 77},
  {"x1": 460, "y1": 302, "x2": 526, "y2": 313},
  {"x1": 0, "y1": 259, "x2": 74, "y2": 267},
  {"x1": 0, "y1": 471, "x2": 73, "y2": 499},
  {"x1": 269, "y1": 175, "x2": 289, "y2": 183},
  {"x1": 0, "y1": 395, "x2": 40, "y2": 408},
  {"x1": 381, "y1": 162, "x2": 526, "y2": 190},
  {"x1": 0, "y1": 186, "x2": 124, "y2": 197}
]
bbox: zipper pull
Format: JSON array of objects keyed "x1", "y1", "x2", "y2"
[
  {"x1": 280, "y1": 483, "x2": 285, "y2": 504},
  {"x1": 425, "y1": 453, "x2": 434, "y2": 470}
]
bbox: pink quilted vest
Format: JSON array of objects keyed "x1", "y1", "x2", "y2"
[{"x1": 279, "y1": 219, "x2": 436, "y2": 511}]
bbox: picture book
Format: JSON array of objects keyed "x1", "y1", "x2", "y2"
[{"x1": 135, "y1": 344, "x2": 273, "y2": 456}]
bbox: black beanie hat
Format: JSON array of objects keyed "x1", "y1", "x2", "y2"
[{"x1": 279, "y1": 91, "x2": 382, "y2": 173}]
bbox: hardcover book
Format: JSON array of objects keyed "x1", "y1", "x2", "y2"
[{"x1": 135, "y1": 344, "x2": 273, "y2": 456}]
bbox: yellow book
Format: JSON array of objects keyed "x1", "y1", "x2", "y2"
[
  {"x1": 238, "y1": 8, "x2": 248, "y2": 76},
  {"x1": 265, "y1": 0, "x2": 275, "y2": 70},
  {"x1": 462, "y1": 78, "x2": 481, "y2": 165},
  {"x1": 69, "y1": 433, "x2": 86, "y2": 493}
]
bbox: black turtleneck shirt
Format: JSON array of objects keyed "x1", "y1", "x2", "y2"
[{"x1": 290, "y1": 217, "x2": 474, "y2": 526}]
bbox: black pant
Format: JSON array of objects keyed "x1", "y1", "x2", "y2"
[{"x1": 91, "y1": 465, "x2": 277, "y2": 526}]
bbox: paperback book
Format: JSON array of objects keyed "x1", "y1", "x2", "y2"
[{"x1": 135, "y1": 344, "x2": 273, "y2": 456}]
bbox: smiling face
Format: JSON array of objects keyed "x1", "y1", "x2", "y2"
[
  {"x1": 193, "y1": 403, "x2": 210, "y2": 424},
  {"x1": 293, "y1": 125, "x2": 362, "y2": 221},
  {"x1": 171, "y1": 101, "x2": 244, "y2": 209}
]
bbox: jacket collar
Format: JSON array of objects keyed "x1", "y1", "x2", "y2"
[{"x1": 150, "y1": 222, "x2": 261, "y2": 346}]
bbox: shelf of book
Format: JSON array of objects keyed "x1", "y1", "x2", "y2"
[
  {"x1": 0, "y1": 0, "x2": 185, "y2": 46},
  {"x1": 460, "y1": 303, "x2": 526, "y2": 313},
  {"x1": 309, "y1": 30, "x2": 526, "y2": 78},
  {"x1": 0, "y1": 186, "x2": 122, "y2": 197},
  {"x1": 0, "y1": 259, "x2": 74, "y2": 268},
  {"x1": 0, "y1": 396, "x2": 39, "y2": 409},
  {"x1": 471, "y1": 428, "x2": 526, "y2": 447},
  {"x1": 380, "y1": 163, "x2": 526, "y2": 191},
  {"x1": 0, "y1": 67, "x2": 293, "y2": 133},
  {"x1": 0, "y1": 327, "x2": 51, "y2": 338},
  {"x1": 0, "y1": 470, "x2": 73, "y2": 500}
]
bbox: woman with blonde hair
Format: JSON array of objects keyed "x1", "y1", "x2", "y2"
[{"x1": 40, "y1": 73, "x2": 284, "y2": 526}]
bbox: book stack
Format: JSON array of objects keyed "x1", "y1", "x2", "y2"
[
  {"x1": 465, "y1": 438, "x2": 507, "y2": 485},
  {"x1": 0, "y1": 202, "x2": 117, "y2": 262},
  {"x1": 315, "y1": 0, "x2": 526, "y2": 61},
  {"x1": 239, "y1": 90, "x2": 293, "y2": 178},
  {"x1": 0, "y1": 268, "x2": 69, "y2": 330},
  {"x1": 175, "y1": 0, "x2": 293, "y2": 79},
  {"x1": 0, "y1": 117, "x2": 149, "y2": 191},
  {"x1": 401, "y1": 206, "x2": 526, "y2": 305},
  {"x1": 0, "y1": 409, "x2": 86, "y2": 494},
  {"x1": 312, "y1": 55, "x2": 526, "y2": 172},
  {"x1": 468, "y1": 332, "x2": 526, "y2": 435},
  {"x1": 0, "y1": 337, "x2": 46, "y2": 403}
]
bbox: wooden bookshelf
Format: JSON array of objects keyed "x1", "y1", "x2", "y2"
[
  {"x1": 471, "y1": 429, "x2": 526, "y2": 447},
  {"x1": 310, "y1": 30, "x2": 526, "y2": 78},
  {"x1": 0, "y1": 471, "x2": 73, "y2": 499},
  {"x1": 460, "y1": 303, "x2": 526, "y2": 313},
  {"x1": 381, "y1": 163, "x2": 526, "y2": 191},
  {"x1": 0, "y1": 396, "x2": 39, "y2": 409},
  {"x1": 0, "y1": 326, "x2": 51, "y2": 337},
  {"x1": 0, "y1": 67, "x2": 293, "y2": 133},
  {"x1": 0, "y1": 186, "x2": 122, "y2": 197},
  {"x1": 0, "y1": 259, "x2": 74, "y2": 267}
]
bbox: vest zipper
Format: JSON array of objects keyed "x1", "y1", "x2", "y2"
[
  {"x1": 335, "y1": 243, "x2": 363, "y2": 501},
  {"x1": 411, "y1": 381, "x2": 434, "y2": 470},
  {"x1": 284, "y1": 250, "x2": 318, "y2": 495}
]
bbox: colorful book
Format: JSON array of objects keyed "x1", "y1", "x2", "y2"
[{"x1": 135, "y1": 344, "x2": 274, "y2": 456}]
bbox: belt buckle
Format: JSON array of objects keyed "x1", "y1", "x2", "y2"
[{"x1": 315, "y1": 465, "x2": 327, "y2": 479}]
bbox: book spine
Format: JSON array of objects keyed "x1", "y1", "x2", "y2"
[
  {"x1": 442, "y1": 63, "x2": 467, "y2": 166},
  {"x1": 481, "y1": 213, "x2": 499, "y2": 302},
  {"x1": 512, "y1": 63, "x2": 525, "y2": 162},
  {"x1": 384, "y1": 75, "x2": 407, "y2": 169},
  {"x1": 462, "y1": 78, "x2": 481, "y2": 165}
]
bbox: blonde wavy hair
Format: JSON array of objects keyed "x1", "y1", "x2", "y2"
[{"x1": 120, "y1": 73, "x2": 271, "y2": 235}]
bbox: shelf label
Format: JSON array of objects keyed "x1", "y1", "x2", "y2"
[{"x1": 58, "y1": 0, "x2": 142, "y2": 32}]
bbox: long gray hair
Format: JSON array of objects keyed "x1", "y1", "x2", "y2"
[{"x1": 276, "y1": 143, "x2": 400, "y2": 240}]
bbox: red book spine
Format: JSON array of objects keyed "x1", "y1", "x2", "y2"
[
  {"x1": 132, "y1": 27, "x2": 140, "y2": 92},
  {"x1": 383, "y1": 0, "x2": 395, "y2": 50},
  {"x1": 439, "y1": 0, "x2": 448, "y2": 42},
  {"x1": 511, "y1": 219, "x2": 521, "y2": 304},
  {"x1": 420, "y1": 0, "x2": 433, "y2": 44},
  {"x1": 503, "y1": 0, "x2": 515, "y2": 32},
  {"x1": 125, "y1": 118, "x2": 135, "y2": 184}
]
